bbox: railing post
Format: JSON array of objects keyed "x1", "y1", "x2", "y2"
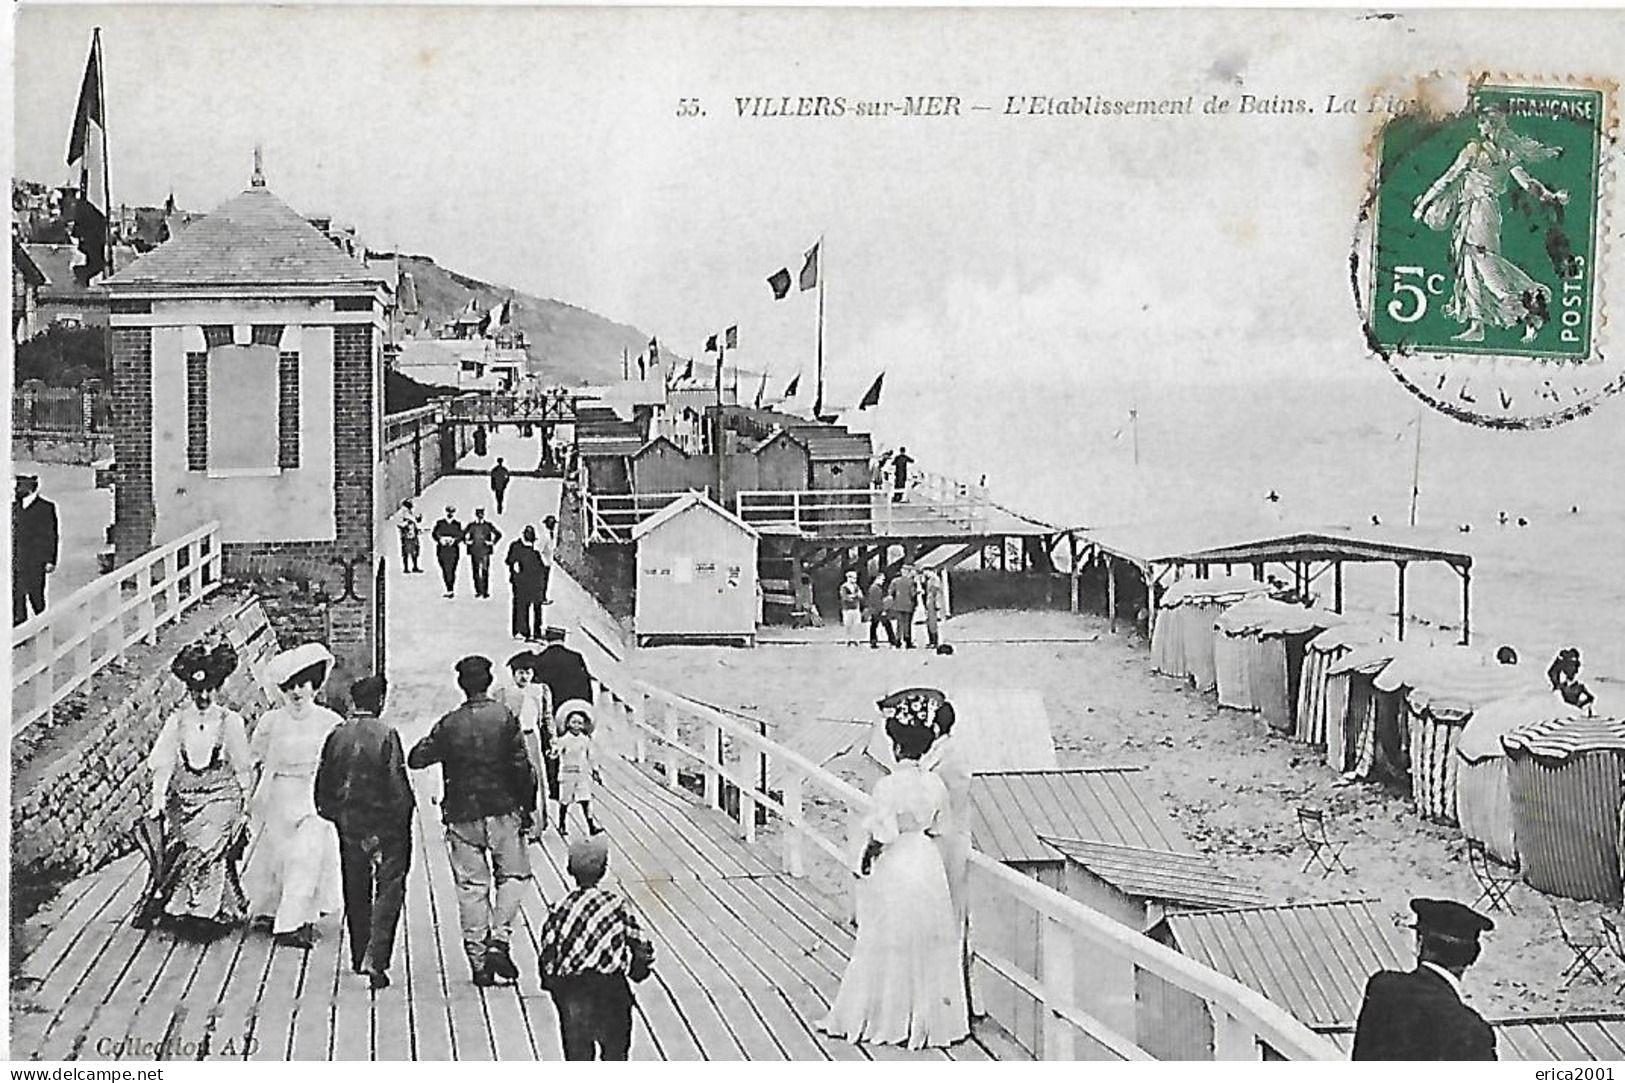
[
  {"x1": 165, "y1": 548, "x2": 183, "y2": 624},
  {"x1": 781, "y1": 770, "x2": 805, "y2": 877},
  {"x1": 1041, "y1": 913, "x2": 1076, "y2": 1061},
  {"x1": 661, "y1": 701, "x2": 679, "y2": 791},
  {"x1": 141, "y1": 559, "x2": 161, "y2": 646},
  {"x1": 1211, "y1": 1008, "x2": 1262, "y2": 1060},
  {"x1": 704, "y1": 718, "x2": 722, "y2": 810},
  {"x1": 739, "y1": 734, "x2": 757, "y2": 844},
  {"x1": 632, "y1": 691, "x2": 648, "y2": 764}
]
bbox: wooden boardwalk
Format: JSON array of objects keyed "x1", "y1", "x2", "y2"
[{"x1": 11, "y1": 467, "x2": 1026, "y2": 1061}]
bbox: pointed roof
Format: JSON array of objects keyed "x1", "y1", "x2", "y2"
[
  {"x1": 630, "y1": 492, "x2": 759, "y2": 541},
  {"x1": 105, "y1": 186, "x2": 383, "y2": 291}
]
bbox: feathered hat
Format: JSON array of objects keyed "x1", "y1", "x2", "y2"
[{"x1": 171, "y1": 638, "x2": 240, "y2": 692}]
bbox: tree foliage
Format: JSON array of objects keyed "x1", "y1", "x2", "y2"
[{"x1": 13, "y1": 325, "x2": 108, "y2": 388}]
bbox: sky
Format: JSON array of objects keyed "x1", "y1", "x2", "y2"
[{"x1": 13, "y1": 6, "x2": 1625, "y2": 404}]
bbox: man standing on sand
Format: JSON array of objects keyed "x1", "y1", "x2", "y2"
[
  {"x1": 839, "y1": 571, "x2": 864, "y2": 646},
  {"x1": 407, "y1": 656, "x2": 537, "y2": 987},
  {"x1": 921, "y1": 567, "x2": 947, "y2": 651},
  {"x1": 463, "y1": 508, "x2": 503, "y2": 599},
  {"x1": 314, "y1": 675, "x2": 413, "y2": 991},
  {"x1": 432, "y1": 506, "x2": 464, "y2": 598},
  {"x1": 1352, "y1": 898, "x2": 1496, "y2": 1060},
  {"x1": 12, "y1": 474, "x2": 59, "y2": 625},
  {"x1": 865, "y1": 574, "x2": 896, "y2": 650},
  {"x1": 490, "y1": 458, "x2": 512, "y2": 516},
  {"x1": 887, "y1": 564, "x2": 919, "y2": 649}
]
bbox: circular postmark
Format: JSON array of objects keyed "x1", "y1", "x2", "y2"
[{"x1": 1352, "y1": 75, "x2": 1623, "y2": 429}]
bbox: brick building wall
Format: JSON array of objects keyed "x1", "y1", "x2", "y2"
[
  {"x1": 328, "y1": 322, "x2": 379, "y2": 688},
  {"x1": 112, "y1": 327, "x2": 155, "y2": 564}
]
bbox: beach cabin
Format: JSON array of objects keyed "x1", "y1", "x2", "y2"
[
  {"x1": 629, "y1": 435, "x2": 711, "y2": 495},
  {"x1": 966, "y1": 767, "x2": 1195, "y2": 1052},
  {"x1": 1457, "y1": 694, "x2": 1576, "y2": 865},
  {"x1": 1503, "y1": 715, "x2": 1625, "y2": 904},
  {"x1": 1151, "y1": 577, "x2": 1270, "y2": 691},
  {"x1": 1326, "y1": 641, "x2": 1418, "y2": 780},
  {"x1": 1140, "y1": 899, "x2": 1406, "y2": 1060},
  {"x1": 1211, "y1": 598, "x2": 1341, "y2": 732},
  {"x1": 1295, "y1": 623, "x2": 1386, "y2": 750},
  {"x1": 631, "y1": 493, "x2": 759, "y2": 647}
]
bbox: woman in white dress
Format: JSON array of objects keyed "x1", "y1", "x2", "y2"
[
  {"x1": 914, "y1": 692, "x2": 974, "y2": 1011},
  {"x1": 821, "y1": 694, "x2": 970, "y2": 1049},
  {"x1": 243, "y1": 643, "x2": 343, "y2": 949}
]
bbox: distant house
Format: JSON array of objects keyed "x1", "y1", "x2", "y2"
[
  {"x1": 11, "y1": 237, "x2": 46, "y2": 344},
  {"x1": 24, "y1": 242, "x2": 141, "y2": 329}
]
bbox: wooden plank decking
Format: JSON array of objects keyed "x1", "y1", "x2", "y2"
[{"x1": 11, "y1": 471, "x2": 1025, "y2": 1061}]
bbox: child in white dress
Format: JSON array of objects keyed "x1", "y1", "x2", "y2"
[{"x1": 554, "y1": 700, "x2": 599, "y2": 838}]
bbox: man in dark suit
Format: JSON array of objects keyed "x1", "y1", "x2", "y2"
[
  {"x1": 432, "y1": 506, "x2": 464, "y2": 599},
  {"x1": 534, "y1": 625, "x2": 594, "y2": 707},
  {"x1": 1352, "y1": 898, "x2": 1497, "y2": 1060},
  {"x1": 314, "y1": 675, "x2": 414, "y2": 991},
  {"x1": 463, "y1": 507, "x2": 503, "y2": 599},
  {"x1": 13, "y1": 475, "x2": 59, "y2": 625}
]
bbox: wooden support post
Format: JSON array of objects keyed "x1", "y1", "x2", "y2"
[
  {"x1": 1069, "y1": 534, "x2": 1081, "y2": 614},
  {"x1": 632, "y1": 691, "x2": 647, "y2": 764},
  {"x1": 661, "y1": 702, "x2": 679, "y2": 791},
  {"x1": 1041, "y1": 914, "x2": 1076, "y2": 1060},
  {"x1": 1251, "y1": 561, "x2": 1264, "y2": 582},
  {"x1": 1106, "y1": 554, "x2": 1118, "y2": 633},
  {"x1": 1395, "y1": 562, "x2": 1408, "y2": 641},
  {"x1": 1459, "y1": 565, "x2": 1471, "y2": 646},
  {"x1": 782, "y1": 770, "x2": 805, "y2": 876},
  {"x1": 1211, "y1": 1008, "x2": 1262, "y2": 1060},
  {"x1": 704, "y1": 720, "x2": 722, "y2": 809},
  {"x1": 1333, "y1": 561, "x2": 1344, "y2": 613}
]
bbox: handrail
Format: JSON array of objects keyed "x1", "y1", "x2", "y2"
[
  {"x1": 581, "y1": 489, "x2": 705, "y2": 543},
  {"x1": 735, "y1": 486, "x2": 990, "y2": 534},
  {"x1": 584, "y1": 668, "x2": 1340, "y2": 1062},
  {"x1": 12, "y1": 522, "x2": 223, "y2": 736}
]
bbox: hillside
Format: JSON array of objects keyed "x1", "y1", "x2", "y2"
[{"x1": 398, "y1": 255, "x2": 667, "y2": 386}]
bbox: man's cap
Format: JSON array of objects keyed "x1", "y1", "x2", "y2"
[
  {"x1": 445, "y1": 505, "x2": 456, "y2": 514},
  {"x1": 522, "y1": 525, "x2": 536, "y2": 539},
  {"x1": 566, "y1": 833, "x2": 609, "y2": 881},
  {"x1": 455, "y1": 655, "x2": 493, "y2": 681},
  {"x1": 350, "y1": 674, "x2": 387, "y2": 710},
  {"x1": 543, "y1": 514, "x2": 558, "y2": 525},
  {"x1": 16, "y1": 474, "x2": 38, "y2": 484},
  {"x1": 544, "y1": 625, "x2": 567, "y2": 641},
  {"x1": 1410, "y1": 898, "x2": 1494, "y2": 942}
]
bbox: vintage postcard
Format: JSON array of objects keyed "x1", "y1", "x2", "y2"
[{"x1": 8, "y1": 4, "x2": 1625, "y2": 1067}]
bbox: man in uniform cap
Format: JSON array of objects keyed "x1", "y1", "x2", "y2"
[
  {"x1": 534, "y1": 625, "x2": 595, "y2": 708},
  {"x1": 407, "y1": 655, "x2": 537, "y2": 986},
  {"x1": 1352, "y1": 898, "x2": 1497, "y2": 1060},
  {"x1": 431, "y1": 506, "x2": 465, "y2": 598},
  {"x1": 12, "y1": 474, "x2": 59, "y2": 624}
]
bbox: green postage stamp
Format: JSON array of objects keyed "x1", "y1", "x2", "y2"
[
  {"x1": 1369, "y1": 83, "x2": 1602, "y2": 359},
  {"x1": 1360, "y1": 79, "x2": 1621, "y2": 427}
]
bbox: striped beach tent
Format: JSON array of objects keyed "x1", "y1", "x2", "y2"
[
  {"x1": 1503, "y1": 714, "x2": 1625, "y2": 904},
  {"x1": 1211, "y1": 598, "x2": 1340, "y2": 730},
  {"x1": 1151, "y1": 577, "x2": 1269, "y2": 692},
  {"x1": 1457, "y1": 693, "x2": 1576, "y2": 865},
  {"x1": 1327, "y1": 640, "x2": 1421, "y2": 780},
  {"x1": 1295, "y1": 623, "x2": 1386, "y2": 750}
]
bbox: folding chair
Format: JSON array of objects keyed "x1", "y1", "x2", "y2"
[
  {"x1": 1465, "y1": 838, "x2": 1519, "y2": 914},
  {"x1": 1553, "y1": 904, "x2": 1609, "y2": 990},
  {"x1": 1599, "y1": 912, "x2": 1625, "y2": 996},
  {"x1": 1297, "y1": 807, "x2": 1352, "y2": 877}
]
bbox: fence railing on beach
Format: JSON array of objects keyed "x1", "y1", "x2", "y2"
[
  {"x1": 11, "y1": 522, "x2": 223, "y2": 736},
  {"x1": 581, "y1": 489, "x2": 707, "y2": 544},
  {"x1": 586, "y1": 672, "x2": 1340, "y2": 1062},
  {"x1": 735, "y1": 485, "x2": 990, "y2": 535}
]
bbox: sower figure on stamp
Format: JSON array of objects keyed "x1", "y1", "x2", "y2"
[
  {"x1": 315, "y1": 675, "x2": 414, "y2": 991},
  {"x1": 1352, "y1": 898, "x2": 1497, "y2": 1060},
  {"x1": 432, "y1": 505, "x2": 464, "y2": 598},
  {"x1": 538, "y1": 835, "x2": 656, "y2": 1060},
  {"x1": 408, "y1": 655, "x2": 537, "y2": 986}
]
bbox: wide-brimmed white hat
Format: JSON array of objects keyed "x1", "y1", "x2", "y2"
[
  {"x1": 266, "y1": 642, "x2": 334, "y2": 689},
  {"x1": 555, "y1": 698, "x2": 595, "y2": 734}
]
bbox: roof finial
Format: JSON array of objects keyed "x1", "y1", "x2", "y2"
[{"x1": 251, "y1": 145, "x2": 266, "y2": 188}]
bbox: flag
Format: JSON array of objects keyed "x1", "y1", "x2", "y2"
[
  {"x1": 767, "y1": 268, "x2": 792, "y2": 300},
  {"x1": 496, "y1": 298, "x2": 511, "y2": 326},
  {"x1": 754, "y1": 371, "x2": 768, "y2": 408},
  {"x1": 799, "y1": 243, "x2": 820, "y2": 292},
  {"x1": 682, "y1": 358, "x2": 694, "y2": 381},
  {"x1": 857, "y1": 372, "x2": 884, "y2": 410},
  {"x1": 477, "y1": 309, "x2": 492, "y2": 336},
  {"x1": 66, "y1": 32, "x2": 109, "y2": 286},
  {"x1": 783, "y1": 373, "x2": 800, "y2": 398},
  {"x1": 725, "y1": 325, "x2": 738, "y2": 350},
  {"x1": 649, "y1": 336, "x2": 659, "y2": 360},
  {"x1": 638, "y1": 355, "x2": 646, "y2": 380},
  {"x1": 705, "y1": 333, "x2": 718, "y2": 353}
]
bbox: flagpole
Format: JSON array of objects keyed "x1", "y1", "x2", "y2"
[
  {"x1": 1129, "y1": 406, "x2": 1139, "y2": 468},
  {"x1": 814, "y1": 233, "x2": 825, "y2": 419},
  {"x1": 1408, "y1": 407, "x2": 1423, "y2": 528},
  {"x1": 95, "y1": 28, "x2": 113, "y2": 278}
]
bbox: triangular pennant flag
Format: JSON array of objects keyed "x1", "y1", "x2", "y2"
[
  {"x1": 725, "y1": 325, "x2": 738, "y2": 350},
  {"x1": 682, "y1": 358, "x2": 694, "y2": 381},
  {"x1": 783, "y1": 373, "x2": 801, "y2": 398},
  {"x1": 768, "y1": 268, "x2": 792, "y2": 300},
  {"x1": 857, "y1": 372, "x2": 884, "y2": 410},
  {"x1": 705, "y1": 333, "x2": 719, "y2": 353},
  {"x1": 799, "y1": 243, "x2": 820, "y2": 292},
  {"x1": 66, "y1": 32, "x2": 109, "y2": 286}
]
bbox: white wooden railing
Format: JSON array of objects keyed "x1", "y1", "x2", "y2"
[
  {"x1": 11, "y1": 522, "x2": 223, "y2": 736},
  {"x1": 581, "y1": 489, "x2": 705, "y2": 544},
  {"x1": 587, "y1": 674, "x2": 1340, "y2": 1062},
  {"x1": 735, "y1": 486, "x2": 989, "y2": 535}
]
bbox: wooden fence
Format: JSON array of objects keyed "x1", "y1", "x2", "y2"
[
  {"x1": 587, "y1": 675, "x2": 1342, "y2": 1062},
  {"x1": 11, "y1": 522, "x2": 222, "y2": 736}
]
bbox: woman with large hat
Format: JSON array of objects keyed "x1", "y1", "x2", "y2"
[
  {"x1": 242, "y1": 643, "x2": 343, "y2": 949},
  {"x1": 137, "y1": 637, "x2": 253, "y2": 938},
  {"x1": 819, "y1": 689, "x2": 970, "y2": 1049}
]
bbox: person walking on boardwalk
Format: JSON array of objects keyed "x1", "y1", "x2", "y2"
[
  {"x1": 538, "y1": 835, "x2": 656, "y2": 1060},
  {"x1": 839, "y1": 571, "x2": 864, "y2": 646},
  {"x1": 921, "y1": 567, "x2": 947, "y2": 651},
  {"x1": 495, "y1": 651, "x2": 554, "y2": 832},
  {"x1": 396, "y1": 499, "x2": 423, "y2": 574},
  {"x1": 891, "y1": 447, "x2": 913, "y2": 504},
  {"x1": 473, "y1": 422, "x2": 489, "y2": 458},
  {"x1": 12, "y1": 474, "x2": 59, "y2": 624},
  {"x1": 244, "y1": 644, "x2": 344, "y2": 950},
  {"x1": 137, "y1": 638, "x2": 252, "y2": 939},
  {"x1": 887, "y1": 564, "x2": 919, "y2": 649},
  {"x1": 407, "y1": 655, "x2": 537, "y2": 986},
  {"x1": 432, "y1": 505, "x2": 465, "y2": 598},
  {"x1": 490, "y1": 457, "x2": 511, "y2": 515},
  {"x1": 314, "y1": 675, "x2": 414, "y2": 991},
  {"x1": 819, "y1": 695, "x2": 969, "y2": 1049},
  {"x1": 1352, "y1": 898, "x2": 1497, "y2": 1060},
  {"x1": 535, "y1": 625, "x2": 595, "y2": 708},
  {"x1": 505, "y1": 525, "x2": 548, "y2": 640},
  {"x1": 537, "y1": 514, "x2": 558, "y2": 605},
  {"x1": 463, "y1": 507, "x2": 503, "y2": 599},
  {"x1": 554, "y1": 700, "x2": 600, "y2": 838},
  {"x1": 866, "y1": 575, "x2": 897, "y2": 650}
]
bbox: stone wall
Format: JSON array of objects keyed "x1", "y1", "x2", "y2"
[{"x1": 10, "y1": 597, "x2": 283, "y2": 884}]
